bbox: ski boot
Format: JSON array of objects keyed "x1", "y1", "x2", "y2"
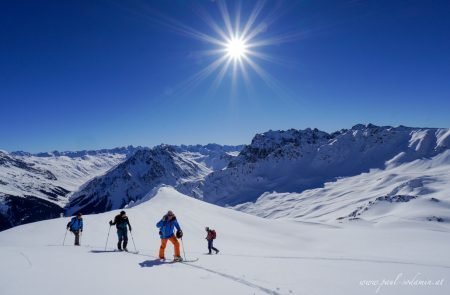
[{"x1": 173, "y1": 256, "x2": 183, "y2": 262}]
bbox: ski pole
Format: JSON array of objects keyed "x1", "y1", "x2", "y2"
[
  {"x1": 180, "y1": 237, "x2": 187, "y2": 261},
  {"x1": 130, "y1": 230, "x2": 138, "y2": 253},
  {"x1": 105, "y1": 225, "x2": 112, "y2": 251},
  {"x1": 62, "y1": 228, "x2": 68, "y2": 246}
]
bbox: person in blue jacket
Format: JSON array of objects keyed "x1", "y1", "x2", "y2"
[
  {"x1": 66, "y1": 212, "x2": 83, "y2": 246},
  {"x1": 156, "y1": 210, "x2": 183, "y2": 261}
]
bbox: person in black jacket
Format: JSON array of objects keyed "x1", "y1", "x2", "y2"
[{"x1": 109, "y1": 211, "x2": 132, "y2": 251}]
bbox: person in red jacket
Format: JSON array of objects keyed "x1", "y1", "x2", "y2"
[{"x1": 205, "y1": 227, "x2": 219, "y2": 254}]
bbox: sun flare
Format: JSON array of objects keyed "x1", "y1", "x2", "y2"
[
  {"x1": 225, "y1": 38, "x2": 248, "y2": 60},
  {"x1": 157, "y1": 0, "x2": 297, "y2": 94}
]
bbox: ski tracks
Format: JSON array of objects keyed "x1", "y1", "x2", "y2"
[
  {"x1": 134, "y1": 252, "x2": 283, "y2": 294},
  {"x1": 179, "y1": 262, "x2": 283, "y2": 295},
  {"x1": 19, "y1": 251, "x2": 32, "y2": 267},
  {"x1": 219, "y1": 253, "x2": 450, "y2": 269}
]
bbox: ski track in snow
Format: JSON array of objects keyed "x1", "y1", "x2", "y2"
[
  {"x1": 178, "y1": 262, "x2": 283, "y2": 295},
  {"x1": 75, "y1": 244, "x2": 450, "y2": 293},
  {"x1": 84, "y1": 244, "x2": 450, "y2": 293},
  {"x1": 86, "y1": 246, "x2": 283, "y2": 295},
  {"x1": 19, "y1": 251, "x2": 32, "y2": 267},
  {"x1": 215, "y1": 253, "x2": 450, "y2": 269}
]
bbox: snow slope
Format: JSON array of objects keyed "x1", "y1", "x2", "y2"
[
  {"x1": 0, "y1": 186, "x2": 449, "y2": 295},
  {"x1": 233, "y1": 150, "x2": 450, "y2": 225}
]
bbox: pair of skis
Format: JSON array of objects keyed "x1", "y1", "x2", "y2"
[
  {"x1": 117, "y1": 250, "x2": 199, "y2": 262},
  {"x1": 162, "y1": 258, "x2": 199, "y2": 263},
  {"x1": 113, "y1": 249, "x2": 139, "y2": 254}
]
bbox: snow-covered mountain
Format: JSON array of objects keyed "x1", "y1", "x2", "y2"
[
  {"x1": 192, "y1": 124, "x2": 450, "y2": 206},
  {"x1": 174, "y1": 144, "x2": 244, "y2": 171},
  {"x1": 233, "y1": 149, "x2": 450, "y2": 225},
  {"x1": 3, "y1": 124, "x2": 449, "y2": 231},
  {"x1": 0, "y1": 147, "x2": 138, "y2": 230},
  {"x1": 1, "y1": 144, "x2": 243, "y2": 230},
  {"x1": 1, "y1": 186, "x2": 449, "y2": 295},
  {"x1": 67, "y1": 144, "x2": 243, "y2": 215},
  {"x1": 11, "y1": 146, "x2": 140, "y2": 158}
]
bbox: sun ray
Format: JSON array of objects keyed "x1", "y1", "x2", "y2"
[
  {"x1": 243, "y1": 55, "x2": 284, "y2": 94},
  {"x1": 242, "y1": 1, "x2": 295, "y2": 43},
  {"x1": 247, "y1": 31, "x2": 307, "y2": 48},
  {"x1": 217, "y1": 0, "x2": 235, "y2": 39},
  {"x1": 238, "y1": 56, "x2": 253, "y2": 94},
  {"x1": 231, "y1": 58, "x2": 239, "y2": 96},
  {"x1": 165, "y1": 55, "x2": 229, "y2": 98},
  {"x1": 150, "y1": 13, "x2": 226, "y2": 47},
  {"x1": 194, "y1": 5, "x2": 230, "y2": 42},
  {"x1": 211, "y1": 57, "x2": 233, "y2": 91},
  {"x1": 234, "y1": 1, "x2": 241, "y2": 39},
  {"x1": 246, "y1": 50, "x2": 298, "y2": 68},
  {"x1": 241, "y1": 0, "x2": 266, "y2": 40}
]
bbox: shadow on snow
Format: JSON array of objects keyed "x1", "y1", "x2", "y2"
[{"x1": 139, "y1": 259, "x2": 170, "y2": 268}]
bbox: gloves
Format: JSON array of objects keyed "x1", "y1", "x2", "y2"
[
  {"x1": 109, "y1": 220, "x2": 113, "y2": 226},
  {"x1": 129, "y1": 227, "x2": 132, "y2": 232},
  {"x1": 80, "y1": 229, "x2": 83, "y2": 232},
  {"x1": 176, "y1": 230, "x2": 183, "y2": 239}
]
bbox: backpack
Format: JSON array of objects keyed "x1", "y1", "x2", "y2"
[{"x1": 211, "y1": 230, "x2": 216, "y2": 239}]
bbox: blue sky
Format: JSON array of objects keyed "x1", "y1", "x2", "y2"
[{"x1": 1, "y1": 0, "x2": 449, "y2": 152}]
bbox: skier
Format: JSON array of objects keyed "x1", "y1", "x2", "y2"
[
  {"x1": 205, "y1": 227, "x2": 219, "y2": 254},
  {"x1": 156, "y1": 210, "x2": 183, "y2": 261},
  {"x1": 109, "y1": 211, "x2": 132, "y2": 251},
  {"x1": 66, "y1": 212, "x2": 83, "y2": 246}
]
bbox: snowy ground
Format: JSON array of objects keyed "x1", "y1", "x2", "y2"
[{"x1": 1, "y1": 187, "x2": 449, "y2": 295}]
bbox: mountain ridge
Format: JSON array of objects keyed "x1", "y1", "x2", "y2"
[{"x1": 193, "y1": 124, "x2": 449, "y2": 206}]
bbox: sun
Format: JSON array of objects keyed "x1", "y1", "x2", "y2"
[
  {"x1": 225, "y1": 37, "x2": 248, "y2": 60},
  {"x1": 155, "y1": 1, "x2": 298, "y2": 94}
]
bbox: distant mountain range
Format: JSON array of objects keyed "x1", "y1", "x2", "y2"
[
  {"x1": 0, "y1": 144, "x2": 243, "y2": 230},
  {"x1": 67, "y1": 144, "x2": 243, "y2": 215},
  {"x1": 0, "y1": 146, "x2": 139, "y2": 230},
  {"x1": 1, "y1": 124, "x2": 449, "y2": 231}
]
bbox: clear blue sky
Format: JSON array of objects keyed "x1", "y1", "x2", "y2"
[{"x1": 1, "y1": 0, "x2": 449, "y2": 152}]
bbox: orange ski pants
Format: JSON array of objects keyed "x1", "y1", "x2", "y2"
[{"x1": 159, "y1": 236, "x2": 180, "y2": 258}]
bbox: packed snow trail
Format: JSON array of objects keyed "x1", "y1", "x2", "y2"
[{"x1": 1, "y1": 187, "x2": 449, "y2": 295}]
